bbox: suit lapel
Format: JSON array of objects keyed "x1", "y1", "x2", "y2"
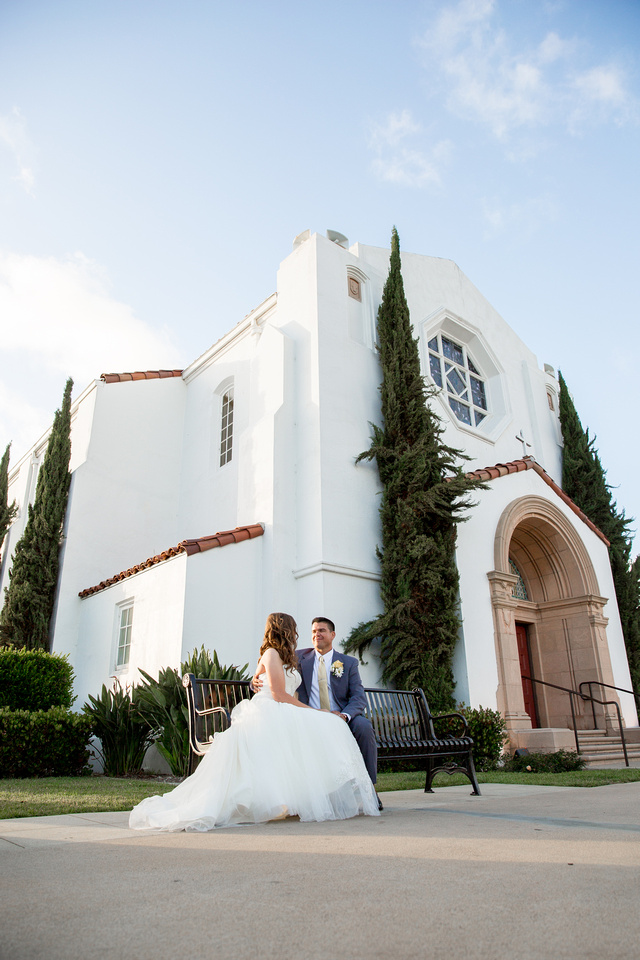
[{"x1": 299, "y1": 649, "x2": 315, "y2": 699}]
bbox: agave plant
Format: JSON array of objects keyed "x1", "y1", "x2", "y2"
[
  {"x1": 136, "y1": 647, "x2": 250, "y2": 777},
  {"x1": 83, "y1": 681, "x2": 155, "y2": 777}
]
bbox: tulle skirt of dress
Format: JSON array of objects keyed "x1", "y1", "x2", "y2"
[{"x1": 129, "y1": 694, "x2": 380, "y2": 832}]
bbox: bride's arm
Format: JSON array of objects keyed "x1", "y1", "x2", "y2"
[{"x1": 261, "y1": 649, "x2": 310, "y2": 708}]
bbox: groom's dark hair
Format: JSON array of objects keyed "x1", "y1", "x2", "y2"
[{"x1": 312, "y1": 616, "x2": 335, "y2": 632}]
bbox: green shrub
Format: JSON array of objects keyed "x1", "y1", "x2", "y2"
[
  {"x1": 443, "y1": 704, "x2": 508, "y2": 771},
  {"x1": 0, "y1": 648, "x2": 75, "y2": 711},
  {"x1": 379, "y1": 701, "x2": 508, "y2": 773},
  {"x1": 502, "y1": 749, "x2": 586, "y2": 773},
  {"x1": 0, "y1": 706, "x2": 92, "y2": 777},
  {"x1": 83, "y1": 683, "x2": 155, "y2": 777},
  {"x1": 136, "y1": 646, "x2": 250, "y2": 777}
]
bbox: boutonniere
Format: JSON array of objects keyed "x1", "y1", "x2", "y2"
[{"x1": 331, "y1": 660, "x2": 344, "y2": 678}]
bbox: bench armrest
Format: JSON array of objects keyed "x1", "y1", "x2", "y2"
[{"x1": 431, "y1": 711, "x2": 471, "y2": 739}]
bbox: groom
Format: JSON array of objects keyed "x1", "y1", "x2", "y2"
[{"x1": 296, "y1": 617, "x2": 382, "y2": 810}]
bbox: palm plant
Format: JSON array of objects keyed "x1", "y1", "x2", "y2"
[
  {"x1": 136, "y1": 647, "x2": 250, "y2": 777},
  {"x1": 84, "y1": 682, "x2": 155, "y2": 776}
]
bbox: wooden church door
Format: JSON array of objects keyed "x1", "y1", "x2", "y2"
[{"x1": 516, "y1": 623, "x2": 538, "y2": 728}]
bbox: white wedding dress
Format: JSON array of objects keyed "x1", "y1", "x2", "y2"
[{"x1": 129, "y1": 667, "x2": 380, "y2": 831}]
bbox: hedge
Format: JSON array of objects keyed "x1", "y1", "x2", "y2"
[
  {"x1": 0, "y1": 707, "x2": 93, "y2": 777},
  {"x1": 0, "y1": 648, "x2": 75, "y2": 711}
]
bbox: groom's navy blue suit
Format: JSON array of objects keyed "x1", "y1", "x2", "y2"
[{"x1": 296, "y1": 647, "x2": 378, "y2": 785}]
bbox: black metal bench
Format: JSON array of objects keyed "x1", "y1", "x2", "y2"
[
  {"x1": 364, "y1": 686, "x2": 480, "y2": 795},
  {"x1": 182, "y1": 674, "x2": 480, "y2": 794}
]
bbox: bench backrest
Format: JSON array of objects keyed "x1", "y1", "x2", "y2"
[
  {"x1": 363, "y1": 687, "x2": 433, "y2": 752},
  {"x1": 182, "y1": 674, "x2": 439, "y2": 760},
  {"x1": 182, "y1": 674, "x2": 252, "y2": 757}
]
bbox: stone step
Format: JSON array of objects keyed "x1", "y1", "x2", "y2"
[
  {"x1": 578, "y1": 737, "x2": 624, "y2": 749},
  {"x1": 576, "y1": 732, "x2": 640, "y2": 765},
  {"x1": 582, "y1": 752, "x2": 640, "y2": 764}
]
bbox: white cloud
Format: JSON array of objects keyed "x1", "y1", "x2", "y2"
[
  {"x1": 369, "y1": 109, "x2": 420, "y2": 149},
  {"x1": 0, "y1": 108, "x2": 36, "y2": 197},
  {"x1": 368, "y1": 110, "x2": 452, "y2": 187},
  {"x1": 0, "y1": 250, "x2": 185, "y2": 459},
  {"x1": 481, "y1": 194, "x2": 558, "y2": 240},
  {"x1": 419, "y1": 1, "x2": 637, "y2": 141}
]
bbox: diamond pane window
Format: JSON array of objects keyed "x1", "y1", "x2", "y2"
[
  {"x1": 442, "y1": 337, "x2": 464, "y2": 365},
  {"x1": 509, "y1": 559, "x2": 528, "y2": 600},
  {"x1": 449, "y1": 398, "x2": 472, "y2": 425},
  {"x1": 427, "y1": 333, "x2": 489, "y2": 429},
  {"x1": 429, "y1": 353, "x2": 442, "y2": 387},
  {"x1": 447, "y1": 367, "x2": 467, "y2": 396},
  {"x1": 470, "y1": 376, "x2": 487, "y2": 409}
]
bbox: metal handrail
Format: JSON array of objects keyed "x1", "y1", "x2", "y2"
[
  {"x1": 521, "y1": 675, "x2": 629, "y2": 766},
  {"x1": 578, "y1": 680, "x2": 640, "y2": 731}
]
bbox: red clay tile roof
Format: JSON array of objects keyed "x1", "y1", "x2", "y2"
[
  {"x1": 466, "y1": 456, "x2": 609, "y2": 545},
  {"x1": 101, "y1": 370, "x2": 183, "y2": 383},
  {"x1": 78, "y1": 523, "x2": 264, "y2": 598}
]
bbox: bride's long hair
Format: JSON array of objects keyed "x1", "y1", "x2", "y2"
[{"x1": 259, "y1": 612, "x2": 299, "y2": 671}]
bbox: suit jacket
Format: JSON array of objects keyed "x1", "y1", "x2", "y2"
[{"x1": 296, "y1": 647, "x2": 366, "y2": 719}]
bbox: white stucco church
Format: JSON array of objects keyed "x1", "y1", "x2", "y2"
[{"x1": 3, "y1": 230, "x2": 637, "y2": 752}]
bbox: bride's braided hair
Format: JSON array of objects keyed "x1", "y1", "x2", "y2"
[{"x1": 259, "y1": 612, "x2": 299, "y2": 671}]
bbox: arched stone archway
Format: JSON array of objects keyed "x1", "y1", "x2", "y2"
[{"x1": 488, "y1": 496, "x2": 617, "y2": 745}]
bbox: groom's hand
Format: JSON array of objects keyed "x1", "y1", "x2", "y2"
[
  {"x1": 250, "y1": 674, "x2": 264, "y2": 693},
  {"x1": 333, "y1": 711, "x2": 349, "y2": 722}
]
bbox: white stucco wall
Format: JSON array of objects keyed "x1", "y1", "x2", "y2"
[
  {"x1": 75, "y1": 552, "x2": 187, "y2": 704},
  {"x1": 352, "y1": 241, "x2": 563, "y2": 483},
  {"x1": 52, "y1": 376, "x2": 186, "y2": 670},
  {"x1": 181, "y1": 536, "x2": 266, "y2": 674}
]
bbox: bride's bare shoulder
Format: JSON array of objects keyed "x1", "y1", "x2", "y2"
[{"x1": 260, "y1": 647, "x2": 284, "y2": 666}]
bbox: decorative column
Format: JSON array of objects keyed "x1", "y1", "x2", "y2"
[{"x1": 487, "y1": 570, "x2": 532, "y2": 730}]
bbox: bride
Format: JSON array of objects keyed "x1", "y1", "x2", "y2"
[{"x1": 129, "y1": 612, "x2": 380, "y2": 831}]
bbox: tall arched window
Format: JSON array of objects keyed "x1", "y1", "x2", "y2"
[{"x1": 220, "y1": 385, "x2": 234, "y2": 467}]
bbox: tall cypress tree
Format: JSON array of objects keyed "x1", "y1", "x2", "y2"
[
  {"x1": 558, "y1": 371, "x2": 639, "y2": 695},
  {"x1": 344, "y1": 229, "x2": 484, "y2": 711},
  {"x1": 1, "y1": 379, "x2": 74, "y2": 650},
  {"x1": 0, "y1": 444, "x2": 18, "y2": 559}
]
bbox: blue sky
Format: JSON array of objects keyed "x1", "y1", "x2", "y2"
[{"x1": 1, "y1": 0, "x2": 639, "y2": 544}]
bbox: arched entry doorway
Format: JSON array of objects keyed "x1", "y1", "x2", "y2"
[{"x1": 487, "y1": 496, "x2": 618, "y2": 743}]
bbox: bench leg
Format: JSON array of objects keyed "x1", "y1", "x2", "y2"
[
  {"x1": 424, "y1": 758, "x2": 436, "y2": 793},
  {"x1": 467, "y1": 753, "x2": 481, "y2": 796}
]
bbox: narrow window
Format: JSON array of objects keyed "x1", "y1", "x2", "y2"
[
  {"x1": 116, "y1": 604, "x2": 133, "y2": 668},
  {"x1": 220, "y1": 388, "x2": 234, "y2": 466},
  {"x1": 509, "y1": 559, "x2": 528, "y2": 600}
]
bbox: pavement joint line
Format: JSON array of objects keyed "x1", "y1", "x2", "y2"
[
  {"x1": 0, "y1": 835, "x2": 26, "y2": 848},
  {"x1": 417, "y1": 807, "x2": 640, "y2": 832}
]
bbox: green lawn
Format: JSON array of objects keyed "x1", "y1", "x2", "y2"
[
  {"x1": 0, "y1": 777, "x2": 176, "y2": 820},
  {"x1": 2, "y1": 768, "x2": 640, "y2": 820}
]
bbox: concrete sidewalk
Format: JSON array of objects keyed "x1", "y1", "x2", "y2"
[{"x1": 2, "y1": 783, "x2": 640, "y2": 960}]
